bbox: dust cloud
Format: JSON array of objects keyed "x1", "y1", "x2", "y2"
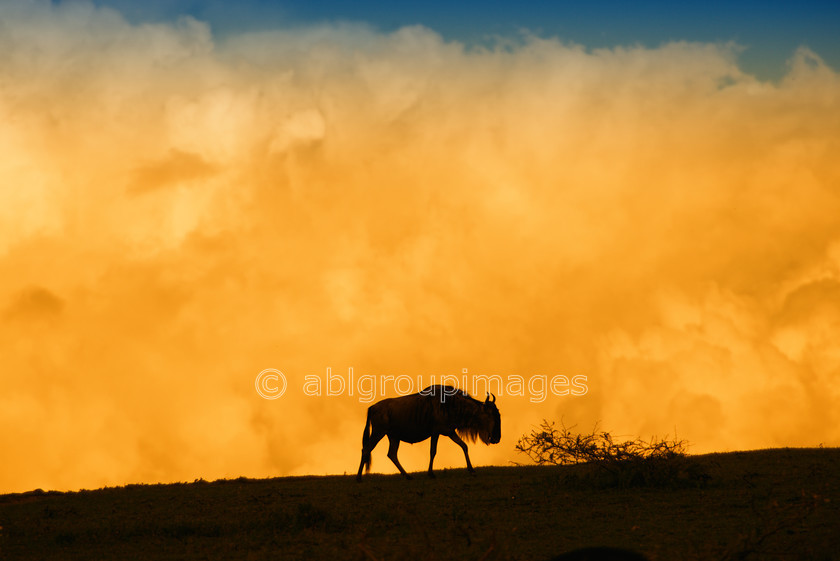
[{"x1": 1, "y1": 1, "x2": 839, "y2": 492}]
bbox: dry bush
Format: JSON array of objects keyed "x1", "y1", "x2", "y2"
[{"x1": 516, "y1": 420, "x2": 709, "y2": 488}]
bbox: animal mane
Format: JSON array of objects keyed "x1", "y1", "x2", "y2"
[
  {"x1": 420, "y1": 385, "x2": 478, "y2": 402},
  {"x1": 421, "y1": 385, "x2": 487, "y2": 443}
]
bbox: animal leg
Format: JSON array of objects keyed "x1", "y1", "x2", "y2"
[
  {"x1": 427, "y1": 434, "x2": 439, "y2": 478},
  {"x1": 447, "y1": 433, "x2": 475, "y2": 474},
  {"x1": 387, "y1": 435, "x2": 412, "y2": 480},
  {"x1": 356, "y1": 429, "x2": 385, "y2": 481}
]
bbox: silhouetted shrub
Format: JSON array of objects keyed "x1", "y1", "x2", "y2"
[{"x1": 516, "y1": 420, "x2": 709, "y2": 488}]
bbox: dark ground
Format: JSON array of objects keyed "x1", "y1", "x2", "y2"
[{"x1": 1, "y1": 448, "x2": 838, "y2": 560}]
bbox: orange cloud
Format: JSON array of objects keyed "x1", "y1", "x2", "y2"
[
  {"x1": 128, "y1": 149, "x2": 217, "y2": 194},
  {"x1": 1, "y1": 1, "x2": 839, "y2": 492}
]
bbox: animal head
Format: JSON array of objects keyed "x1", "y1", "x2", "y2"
[{"x1": 479, "y1": 393, "x2": 501, "y2": 445}]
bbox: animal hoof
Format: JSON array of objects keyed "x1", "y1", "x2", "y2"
[
  {"x1": 427, "y1": 472, "x2": 436, "y2": 479},
  {"x1": 405, "y1": 475, "x2": 414, "y2": 480}
]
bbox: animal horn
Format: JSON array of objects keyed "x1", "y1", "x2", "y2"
[{"x1": 491, "y1": 393, "x2": 496, "y2": 403}]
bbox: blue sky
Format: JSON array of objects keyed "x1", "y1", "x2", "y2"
[{"x1": 86, "y1": 0, "x2": 839, "y2": 80}]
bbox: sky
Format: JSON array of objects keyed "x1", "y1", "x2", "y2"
[
  {"x1": 1, "y1": 0, "x2": 840, "y2": 493},
  {"x1": 89, "y1": 0, "x2": 840, "y2": 81}
]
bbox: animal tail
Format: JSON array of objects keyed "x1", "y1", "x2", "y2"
[{"x1": 361, "y1": 409, "x2": 372, "y2": 473}]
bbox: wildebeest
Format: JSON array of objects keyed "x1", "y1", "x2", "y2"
[{"x1": 356, "y1": 385, "x2": 501, "y2": 481}]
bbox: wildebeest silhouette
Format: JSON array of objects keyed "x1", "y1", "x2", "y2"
[
  {"x1": 549, "y1": 547, "x2": 649, "y2": 561},
  {"x1": 356, "y1": 385, "x2": 501, "y2": 481}
]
